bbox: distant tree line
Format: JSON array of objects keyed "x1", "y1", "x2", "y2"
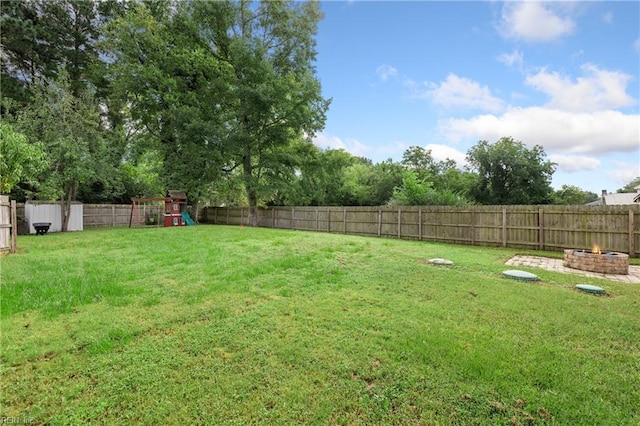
[{"x1": 0, "y1": 0, "x2": 624, "y2": 229}]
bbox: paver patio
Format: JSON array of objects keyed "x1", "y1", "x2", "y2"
[{"x1": 505, "y1": 255, "x2": 640, "y2": 284}]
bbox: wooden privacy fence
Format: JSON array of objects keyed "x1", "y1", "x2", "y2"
[
  {"x1": 201, "y1": 205, "x2": 640, "y2": 257},
  {"x1": 82, "y1": 204, "x2": 139, "y2": 228},
  {"x1": 16, "y1": 203, "x2": 136, "y2": 229},
  {"x1": 12, "y1": 202, "x2": 640, "y2": 257},
  {"x1": 0, "y1": 196, "x2": 17, "y2": 253}
]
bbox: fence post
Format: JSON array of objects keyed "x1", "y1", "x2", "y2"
[
  {"x1": 397, "y1": 208, "x2": 401, "y2": 239},
  {"x1": 10, "y1": 200, "x2": 17, "y2": 253},
  {"x1": 502, "y1": 208, "x2": 507, "y2": 247},
  {"x1": 629, "y1": 210, "x2": 635, "y2": 256},
  {"x1": 327, "y1": 208, "x2": 331, "y2": 233},
  {"x1": 226, "y1": 207, "x2": 230, "y2": 225},
  {"x1": 378, "y1": 209, "x2": 382, "y2": 236},
  {"x1": 538, "y1": 208, "x2": 544, "y2": 250},
  {"x1": 471, "y1": 207, "x2": 475, "y2": 245},
  {"x1": 418, "y1": 207, "x2": 422, "y2": 241},
  {"x1": 315, "y1": 208, "x2": 319, "y2": 231},
  {"x1": 292, "y1": 208, "x2": 295, "y2": 230},
  {"x1": 343, "y1": 208, "x2": 347, "y2": 234}
]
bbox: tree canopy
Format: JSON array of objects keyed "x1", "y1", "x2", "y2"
[
  {"x1": 465, "y1": 137, "x2": 556, "y2": 205},
  {"x1": 3, "y1": 0, "x2": 606, "y2": 221},
  {"x1": 17, "y1": 67, "x2": 110, "y2": 230},
  {"x1": 0, "y1": 123, "x2": 47, "y2": 194},
  {"x1": 103, "y1": 0, "x2": 330, "y2": 222}
]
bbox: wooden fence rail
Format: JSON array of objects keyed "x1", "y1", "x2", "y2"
[{"x1": 201, "y1": 205, "x2": 640, "y2": 258}]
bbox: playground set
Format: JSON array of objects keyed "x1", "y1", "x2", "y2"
[{"x1": 129, "y1": 190, "x2": 195, "y2": 228}]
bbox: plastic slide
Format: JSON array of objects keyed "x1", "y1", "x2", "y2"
[{"x1": 181, "y1": 211, "x2": 195, "y2": 226}]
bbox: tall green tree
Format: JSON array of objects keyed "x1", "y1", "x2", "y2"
[
  {"x1": 277, "y1": 147, "x2": 355, "y2": 206},
  {"x1": 367, "y1": 159, "x2": 405, "y2": 206},
  {"x1": 193, "y1": 0, "x2": 330, "y2": 225},
  {"x1": 438, "y1": 165, "x2": 476, "y2": 198},
  {"x1": 104, "y1": 0, "x2": 330, "y2": 218},
  {"x1": 17, "y1": 68, "x2": 109, "y2": 231},
  {"x1": 1, "y1": 0, "x2": 124, "y2": 108},
  {"x1": 553, "y1": 185, "x2": 598, "y2": 205},
  {"x1": 465, "y1": 137, "x2": 556, "y2": 205},
  {"x1": 103, "y1": 1, "x2": 231, "y2": 210},
  {"x1": 1, "y1": 0, "x2": 131, "y2": 203},
  {"x1": 400, "y1": 146, "x2": 472, "y2": 195},
  {"x1": 401, "y1": 146, "x2": 439, "y2": 181},
  {"x1": 275, "y1": 151, "x2": 403, "y2": 207},
  {"x1": 340, "y1": 160, "x2": 375, "y2": 206}
]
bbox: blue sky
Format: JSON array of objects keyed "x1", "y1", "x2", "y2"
[{"x1": 312, "y1": 1, "x2": 640, "y2": 194}]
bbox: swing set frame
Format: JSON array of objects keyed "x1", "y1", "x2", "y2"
[{"x1": 128, "y1": 197, "x2": 165, "y2": 228}]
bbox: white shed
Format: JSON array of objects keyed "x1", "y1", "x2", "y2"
[{"x1": 25, "y1": 201, "x2": 83, "y2": 233}]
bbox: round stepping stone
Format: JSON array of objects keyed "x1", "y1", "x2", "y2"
[
  {"x1": 502, "y1": 269, "x2": 538, "y2": 281},
  {"x1": 429, "y1": 258, "x2": 454, "y2": 265},
  {"x1": 576, "y1": 284, "x2": 605, "y2": 294}
]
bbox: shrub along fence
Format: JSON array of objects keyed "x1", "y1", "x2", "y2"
[{"x1": 201, "y1": 205, "x2": 640, "y2": 258}]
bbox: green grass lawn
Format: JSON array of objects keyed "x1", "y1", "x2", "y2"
[{"x1": 1, "y1": 226, "x2": 638, "y2": 425}]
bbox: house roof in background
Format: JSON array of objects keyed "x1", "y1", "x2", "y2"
[
  {"x1": 167, "y1": 190, "x2": 187, "y2": 200},
  {"x1": 603, "y1": 192, "x2": 638, "y2": 205}
]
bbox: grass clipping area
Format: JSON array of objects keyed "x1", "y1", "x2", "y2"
[{"x1": 1, "y1": 226, "x2": 639, "y2": 425}]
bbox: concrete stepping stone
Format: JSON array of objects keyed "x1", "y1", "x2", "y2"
[
  {"x1": 429, "y1": 258, "x2": 454, "y2": 265},
  {"x1": 502, "y1": 269, "x2": 538, "y2": 281},
  {"x1": 575, "y1": 284, "x2": 605, "y2": 294}
]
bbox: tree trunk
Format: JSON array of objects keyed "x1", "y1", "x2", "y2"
[
  {"x1": 60, "y1": 182, "x2": 76, "y2": 232},
  {"x1": 192, "y1": 200, "x2": 199, "y2": 224},
  {"x1": 242, "y1": 146, "x2": 259, "y2": 227},
  {"x1": 60, "y1": 197, "x2": 69, "y2": 232},
  {"x1": 247, "y1": 193, "x2": 258, "y2": 227}
]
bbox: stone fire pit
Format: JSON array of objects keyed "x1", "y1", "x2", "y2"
[{"x1": 563, "y1": 249, "x2": 629, "y2": 275}]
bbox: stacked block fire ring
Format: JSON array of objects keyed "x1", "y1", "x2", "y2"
[{"x1": 563, "y1": 244, "x2": 629, "y2": 275}]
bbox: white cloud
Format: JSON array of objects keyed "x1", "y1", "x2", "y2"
[
  {"x1": 409, "y1": 73, "x2": 504, "y2": 113},
  {"x1": 549, "y1": 154, "x2": 600, "y2": 173},
  {"x1": 424, "y1": 144, "x2": 468, "y2": 167},
  {"x1": 376, "y1": 64, "x2": 398, "y2": 81},
  {"x1": 525, "y1": 64, "x2": 636, "y2": 112},
  {"x1": 601, "y1": 12, "x2": 613, "y2": 25},
  {"x1": 439, "y1": 107, "x2": 640, "y2": 156},
  {"x1": 606, "y1": 161, "x2": 640, "y2": 187},
  {"x1": 376, "y1": 140, "x2": 409, "y2": 159},
  {"x1": 313, "y1": 133, "x2": 410, "y2": 162},
  {"x1": 497, "y1": 49, "x2": 524, "y2": 70},
  {"x1": 499, "y1": 2, "x2": 575, "y2": 42},
  {"x1": 312, "y1": 133, "x2": 371, "y2": 158}
]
